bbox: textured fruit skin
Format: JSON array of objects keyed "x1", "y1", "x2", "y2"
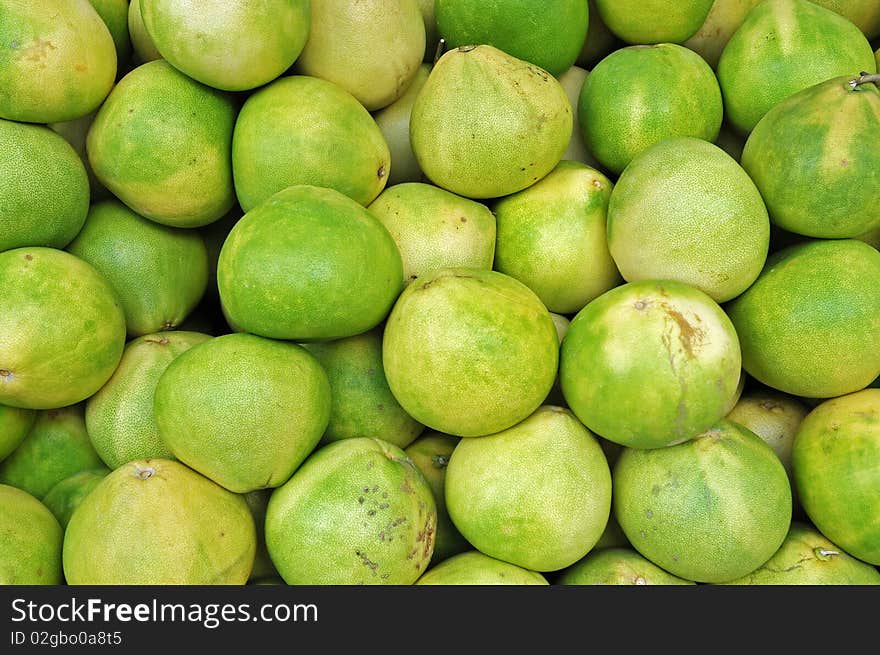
[
  {"x1": 368, "y1": 182, "x2": 496, "y2": 286},
  {"x1": 382, "y1": 268, "x2": 559, "y2": 438},
  {"x1": 613, "y1": 420, "x2": 792, "y2": 583},
  {"x1": 243, "y1": 489, "x2": 279, "y2": 583},
  {"x1": 725, "y1": 240, "x2": 880, "y2": 399},
  {"x1": 560, "y1": 280, "x2": 742, "y2": 449},
  {"x1": 0, "y1": 0, "x2": 116, "y2": 123},
  {"x1": 741, "y1": 76, "x2": 880, "y2": 239},
  {"x1": 578, "y1": 44, "x2": 723, "y2": 175},
  {"x1": 141, "y1": 0, "x2": 310, "y2": 91},
  {"x1": 0, "y1": 484, "x2": 63, "y2": 584},
  {"x1": 446, "y1": 406, "x2": 612, "y2": 572},
  {"x1": 594, "y1": 0, "x2": 713, "y2": 44},
  {"x1": 811, "y1": 0, "x2": 880, "y2": 38},
  {"x1": 89, "y1": 0, "x2": 131, "y2": 64},
  {"x1": 416, "y1": 550, "x2": 548, "y2": 585},
  {"x1": 63, "y1": 459, "x2": 256, "y2": 585},
  {"x1": 67, "y1": 200, "x2": 210, "y2": 336},
  {"x1": 87, "y1": 60, "x2": 237, "y2": 228},
  {"x1": 557, "y1": 66, "x2": 601, "y2": 169},
  {"x1": 0, "y1": 247, "x2": 126, "y2": 410},
  {"x1": 41, "y1": 468, "x2": 109, "y2": 529},
  {"x1": 792, "y1": 389, "x2": 880, "y2": 565},
  {"x1": 683, "y1": 0, "x2": 761, "y2": 69},
  {"x1": 0, "y1": 404, "x2": 34, "y2": 463},
  {"x1": 0, "y1": 119, "x2": 90, "y2": 253},
  {"x1": 435, "y1": 0, "x2": 589, "y2": 77},
  {"x1": 154, "y1": 333, "x2": 331, "y2": 494},
  {"x1": 373, "y1": 64, "x2": 431, "y2": 187},
  {"x1": 265, "y1": 438, "x2": 437, "y2": 585},
  {"x1": 85, "y1": 331, "x2": 212, "y2": 470},
  {"x1": 717, "y1": 0, "x2": 877, "y2": 133},
  {"x1": 302, "y1": 327, "x2": 424, "y2": 449},
  {"x1": 410, "y1": 45, "x2": 572, "y2": 199},
  {"x1": 218, "y1": 185, "x2": 403, "y2": 341},
  {"x1": 721, "y1": 521, "x2": 880, "y2": 585},
  {"x1": 493, "y1": 161, "x2": 620, "y2": 315},
  {"x1": 232, "y1": 76, "x2": 391, "y2": 212},
  {"x1": 128, "y1": 0, "x2": 162, "y2": 63},
  {"x1": 607, "y1": 137, "x2": 769, "y2": 303},
  {"x1": 295, "y1": 0, "x2": 425, "y2": 111},
  {"x1": 558, "y1": 547, "x2": 695, "y2": 585}
]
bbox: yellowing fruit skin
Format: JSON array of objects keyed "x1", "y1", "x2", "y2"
[
  {"x1": 683, "y1": 0, "x2": 761, "y2": 69},
  {"x1": 558, "y1": 547, "x2": 695, "y2": 585},
  {"x1": 373, "y1": 64, "x2": 431, "y2": 186},
  {"x1": 811, "y1": 0, "x2": 880, "y2": 38},
  {"x1": 416, "y1": 551, "x2": 548, "y2": 585},
  {"x1": 0, "y1": 484, "x2": 63, "y2": 584},
  {"x1": 0, "y1": 404, "x2": 34, "y2": 463},
  {"x1": 594, "y1": 0, "x2": 713, "y2": 44}
]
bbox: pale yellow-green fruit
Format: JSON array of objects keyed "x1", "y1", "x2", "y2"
[
  {"x1": 417, "y1": 0, "x2": 440, "y2": 61},
  {"x1": 128, "y1": 0, "x2": 162, "y2": 63},
  {"x1": 683, "y1": 0, "x2": 762, "y2": 69},
  {"x1": 373, "y1": 64, "x2": 431, "y2": 186},
  {"x1": 416, "y1": 551, "x2": 549, "y2": 585},
  {"x1": 811, "y1": 0, "x2": 880, "y2": 38},
  {"x1": 557, "y1": 66, "x2": 602, "y2": 169}
]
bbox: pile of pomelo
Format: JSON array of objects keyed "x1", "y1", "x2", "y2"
[{"x1": 1, "y1": 0, "x2": 879, "y2": 587}]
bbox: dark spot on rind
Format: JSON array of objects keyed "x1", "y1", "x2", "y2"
[
  {"x1": 24, "y1": 254, "x2": 33, "y2": 261},
  {"x1": 377, "y1": 165, "x2": 386, "y2": 179}
]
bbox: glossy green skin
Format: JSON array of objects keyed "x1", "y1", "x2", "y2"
[
  {"x1": 154, "y1": 333, "x2": 331, "y2": 494},
  {"x1": 613, "y1": 420, "x2": 792, "y2": 583},
  {"x1": 435, "y1": 0, "x2": 589, "y2": 77},
  {"x1": 578, "y1": 44, "x2": 723, "y2": 174},
  {"x1": 0, "y1": 0, "x2": 116, "y2": 123},
  {"x1": 87, "y1": 60, "x2": 237, "y2": 228},
  {"x1": 0, "y1": 404, "x2": 34, "y2": 462},
  {"x1": 0, "y1": 247, "x2": 126, "y2": 410},
  {"x1": 232, "y1": 75, "x2": 391, "y2": 212},
  {"x1": 63, "y1": 459, "x2": 256, "y2": 585},
  {"x1": 89, "y1": 0, "x2": 131, "y2": 65},
  {"x1": 0, "y1": 119, "x2": 89, "y2": 253},
  {"x1": 383, "y1": 267, "x2": 559, "y2": 437},
  {"x1": 416, "y1": 551, "x2": 548, "y2": 585},
  {"x1": 811, "y1": 0, "x2": 880, "y2": 38},
  {"x1": 42, "y1": 468, "x2": 109, "y2": 529},
  {"x1": 560, "y1": 280, "x2": 742, "y2": 449},
  {"x1": 741, "y1": 76, "x2": 880, "y2": 238},
  {"x1": 717, "y1": 0, "x2": 877, "y2": 133},
  {"x1": 243, "y1": 489, "x2": 279, "y2": 583},
  {"x1": 792, "y1": 390, "x2": 880, "y2": 565},
  {"x1": 266, "y1": 438, "x2": 437, "y2": 585},
  {"x1": 559, "y1": 547, "x2": 695, "y2": 585},
  {"x1": 85, "y1": 331, "x2": 212, "y2": 470},
  {"x1": 726, "y1": 240, "x2": 880, "y2": 398},
  {"x1": 218, "y1": 185, "x2": 403, "y2": 341},
  {"x1": 303, "y1": 328, "x2": 424, "y2": 449},
  {"x1": 0, "y1": 484, "x2": 63, "y2": 584},
  {"x1": 141, "y1": 0, "x2": 310, "y2": 91},
  {"x1": 594, "y1": 0, "x2": 712, "y2": 44},
  {"x1": 67, "y1": 200, "x2": 209, "y2": 336}
]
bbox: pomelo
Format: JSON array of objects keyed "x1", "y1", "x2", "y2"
[
  {"x1": 49, "y1": 111, "x2": 110, "y2": 202},
  {"x1": 243, "y1": 489, "x2": 279, "y2": 583},
  {"x1": 0, "y1": 404, "x2": 34, "y2": 463},
  {"x1": 557, "y1": 66, "x2": 601, "y2": 170},
  {"x1": 127, "y1": 0, "x2": 162, "y2": 63},
  {"x1": 0, "y1": 484, "x2": 63, "y2": 584},
  {"x1": 576, "y1": 0, "x2": 619, "y2": 68},
  {"x1": 558, "y1": 547, "x2": 696, "y2": 585},
  {"x1": 265, "y1": 437, "x2": 437, "y2": 585},
  {"x1": 410, "y1": 44, "x2": 572, "y2": 199},
  {"x1": 154, "y1": 332, "x2": 331, "y2": 494},
  {"x1": 382, "y1": 267, "x2": 559, "y2": 437},
  {"x1": 217, "y1": 185, "x2": 403, "y2": 341},
  {"x1": 416, "y1": 551, "x2": 548, "y2": 585},
  {"x1": 0, "y1": 247, "x2": 126, "y2": 410},
  {"x1": 811, "y1": 0, "x2": 880, "y2": 38},
  {"x1": 373, "y1": 64, "x2": 431, "y2": 186},
  {"x1": 683, "y1": 0, "x2": 761, "y2": 69},
  {"x1": 63, "y1": 459, "x2": 256, "y2": 584},
  {"x1": 593, "y1": 0, "x2": 713, "y2": 44},
  {"x1": 41, "y1": 467, "x2": 109, "y2": 529},
  {"x1": 613, "y1": 419, "x2": 792, "y2": 583},
  {"x1": 560, "y1": 280, "x2": 742, "y2": 449},
  {"x1": 89, "y1": 0, "x2": 131, "y2": 66},
  {"x1": 416, "y1": 0, "x2": 440, "y2": 61}
]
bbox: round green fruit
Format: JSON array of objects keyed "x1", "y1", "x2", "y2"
[
  {"x1": 0, "y1": 404, "x2": 34, "y2": 463},
  {"x1": 0, "y1": 484, "x2": 63, "y2": 584},
  {"x1": 593, "y1": 0, "x2": 713, "y2": 44},
  {"x1": 41, "y1": 467, "x2": 109, "y2": 529},
  {"x1": 416, "y1": 551, "x2": 548, "y2": 585},
  {"x1": 558, "y1": 547, "x2": 696, "y2": 585},
  {"x1": 373, "y1": 64, "x2": 431, "y2": 187}
]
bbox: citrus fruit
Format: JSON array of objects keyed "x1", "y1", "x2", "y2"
[
  {"x1": 811, "y1": 0, "x2": 880, "y2": 38},
  {"x1": 0, "y1": 484, "x2": 63, "y2": 584},
  {"x1": 127, "y1": 0, "x2": 162, "y2": 63},
  {"x1": 683, "y1": 0, "x2": 761, "y2": 69},
  {"x1": 243, "y1": 489, "x2": 279, "y2": 583},
  {"x1": 89, "y1": 0, "x2": 131, "y2": 65},
  {"x1": 577, "y1": 0, "x2": 619, "y2": 68},
  {"x1": 558, "y1": 547, "x2": 696, "y2": 585},
  {"x1": 557, "y1": 66, "x2": 601, "y2": 170},
  {"x1": 0, "y1": 404, "x2": 34, "y2": 463},
  {"x1": 593, "y1": 0, "x2": 713, "y2": 44},
  {"x1": 373, "y1": 64, "x2": 431, "y2": 186},
  {"x1": 41, "y1": 467, "x2": 109, "y2": 529},
  {"x1": 416, "y1": 551, "x2": 548, "y2": 585}
]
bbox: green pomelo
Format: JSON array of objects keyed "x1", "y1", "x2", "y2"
[
  {"x1": 404, "y1": 431, "x2": 471, "y2": 564},
  {"x1": 302, "y1": 327, "x2": 424, "y2": 449},
  {"x1": 446, "y1": 406, "x2": 611, "y2": 572},
  {"x1": 714, "y1": 120, "x2": 747, "y2": 162},
  {"x1": 725, "y1": 239, "x2": 880, "y2": 398},
  {"x1": 89, "y1": 0, "x2": 131, "y2": 65},
  {"x1": 557, "y1": 66, "x2": 601, "y2": 170},
  {"x1": 217, "y1": 185, "x2": 403, "y2": 341},
  {"x1": 792, "y1": 389, "x2": 880, "y2": 565},
  {"x1": 416, "y1": 550, "x2": 548, "y2": 585},
  {"x1": 558, "y1": 547, "x2": 696, "y2": 585},
  {"x1": 0, "y1": 404, "x2": 34, "y2": 463},
  {"x1": 591, "y1": 512, "x2": 630, "y2": 551},
  {"x1": 811, "y1": 0, "x2": 880, "y2": 38},
  {"x1": 141, "y1": 0, "x2": 309, "y2": 92},
  {"x1": 543, "y1": 312, "x2": 571, "y2": 407},
  {"x1": 721, "y1": 521, "x2": 880, "y2": 584},
  {"x1": 49, "y1": 111, "x2": 111, "y2": 202},
  {"x1": 232, "y1": 75, "x2": 391, "y2": 212},
  {"x1": 576, "y1": 0, "x2": 619, "y2": 68},
  {"x1": 560, "y1": 280, "x2": 742, "y2": 449},
  {"x1": 435, "y1": 0, "x2": 589, "y2": 77},
  {"x1": 493, "y1": 160, "x2": 621, "y2": 315},
  {"x1": 198, "y1": 207, "x2": 242, "y2": 303},
  {"x1": 243, "y1": 489, "x2": 279, "y2": 583},
  {"x1": 265, "y1": 437, "x2": 437, "y2": 584},
  {"x1": 417, "y1": 0, "x2": 439, "y2": 61},
  {"x1": 613, "y1": 420, "x2": 792, "y2": 583},
  {"x1": 0, "y1": 0, "x2": 116, "y2": 123},
  {"x1": 127, "y1": 0, "x2": 162, "y2": 63},
  {"x1": 594, "y1": 0, "x2": 713, "y2": 44},
  {"x1": 717, "y1": 0, "x2": 877, "y2": 133},
  {"x1": 741, "y1": 75, "x2": 880, "y2": 239},
  {"x1": 294, "y1": 0, "x2": 425, "y2": 111},
  {"x1": 63, "y1": 459, "x2": 256, "y2": 584},
  {"x1": 382, "y1": 268, "x2": 559, "y2": 437},
  {"x1": 154, "y1": 333, "x2": 331, "y2": 494},
  {"x1": 87, "y1": 60, "x2": 236, "y2": 228},
  {"x1": 0, "y1": 247, "x2": 126, "y2": 410},
  {"x1": 373, "y1": 64, "x2": 431, "y2": 186},
  {"x1": 0, "y1": 404, "x2": 103, "y2": 499},
  {"x1": 368, "y1": 182, "x2": 496, "y2": 286},
  {"x1": 85, "y1": 331, "x2": 212, "y2": 470},
  {"x1": 683, "y1": 0, "x2": 761, "y2": 69},
  {"x1": 41, "y1": 467, "x2": 109, "y2": 529},
  {"x1": 0, "y1": 484, "x2": 62, "y2": 584},
  {"x1": 578, "y1": 44, "x2": 723, "y2": 175},
  {"x1": 410, "y1": 44, "x2": 572, "y2": 199},
  {"x1": 0, "y1": 118, "x2": 90, "y2": 252}
]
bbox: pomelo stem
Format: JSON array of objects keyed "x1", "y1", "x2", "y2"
[
  {"x1": 433, "y1": 38, "x2": 446, "y2": 65},
  {"x1": 850, "y1": 72, "x2": 880, "y2": 89}
]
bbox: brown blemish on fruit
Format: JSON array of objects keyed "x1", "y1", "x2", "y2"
[
  {"x1": 354, "y1": 550, "x2": 378, "y2": 573},
  {"x1": 0, "y1": 370, "x2": 11, "y2": 379},
  {"x1": 377, "y1": 165, "x2": 386, "y2": 179},
  {"x1": 23, "y1": 39, "x2": 56, "y2": 64},
  {"x1": 431, "y1": 454, "x2": 449, "y2": 469},
  {"x1": 662, "y1": 305, "x2": 703, "y2": 357},
  {"x1": 634, "y1": 300, "x2": 649, "y2": 311},
  {"x1": 759, "y1": 400, "x2": 780, "y2": 411},
  {"x1": 460, "y1": 216, "x2": 467, "y2": 223},
  {"x1": 400, "y1": 477, "x2": 414, "y2": 494},
  {"x1": 134, "y1": 466, "x2": 155, "y2": 480},
  {"x1": 145, "y1": 337, "x2": 170, "y2": 345},
  {"x1": 24, "y1": 254, "x2": 33, "y2": 261},
  {"x1": 841, "y1": 159, "x2": 849, "y2": 167}
]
